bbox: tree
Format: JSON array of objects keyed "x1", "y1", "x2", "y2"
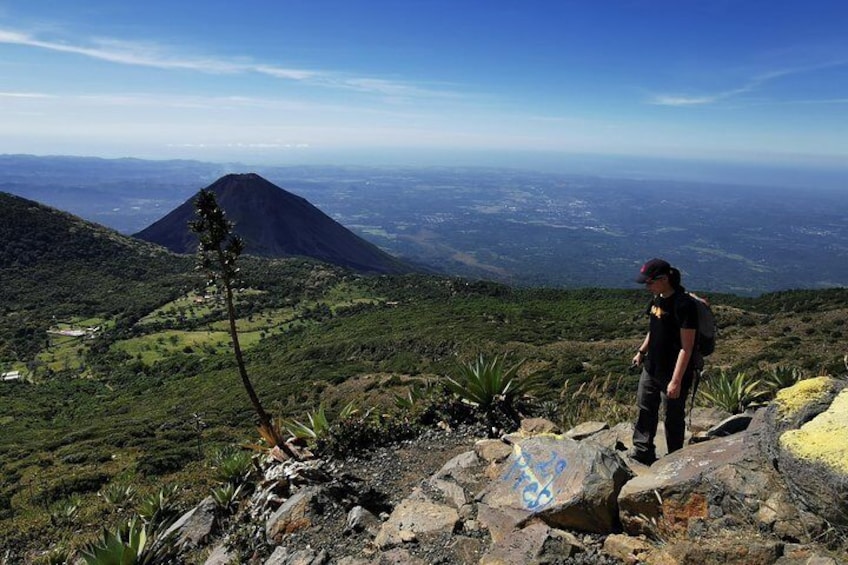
[{"x1": 190, "y1": 189, "x2": 296, "y2": 459}]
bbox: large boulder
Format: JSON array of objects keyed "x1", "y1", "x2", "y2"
[
  {"x1": 618, "y1": 429, "x2": 778, "y2": 536},
  {"x1": 479, "y1": 435, "x2": 633, "y2": 534},
  {"x1": 761, "y1": 376, "x2": 846, "y2": 462},
  {"x1": 765, "y1": 378, "x2": 848, "y2": 526},
  {"x1": 265, "y1": 487, "x2": 323, "y2": 543}
]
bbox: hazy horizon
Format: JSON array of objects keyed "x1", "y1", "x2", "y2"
[{"x1": 4, "y1": 149, "x2": 846, "y2": 193}]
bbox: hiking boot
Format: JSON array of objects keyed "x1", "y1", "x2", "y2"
[{"x1": 627, "y1": 449, "x2": 657, "y2": 466}]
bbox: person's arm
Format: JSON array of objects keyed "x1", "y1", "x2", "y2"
[
  {"x1": 632, "y1": 332, "x2": 650, "y2": 366},
  {"x1": 667, "y1": 328, "x2": 696, "y2": 398}
]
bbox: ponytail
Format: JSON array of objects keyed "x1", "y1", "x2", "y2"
[{"x1": 668, "y1": 267, "x2": 685, "y2": 292}]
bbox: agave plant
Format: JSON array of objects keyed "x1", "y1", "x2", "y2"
[
  {"x1": 210, "y1": 482, "x2": 244, "y2": 514},
  {"x1": 444, "y1": 354, "x2": 535, "y2": 410},
  {"x1": 36, "y1": 547, "x2": 74, "y2": 565},
  {"x1": 80, "y1": 517, "x2": 177, "y2": 565},
  {"x1": 284, "y1": 401, "x2": 359, "y2": 440},
  {"x1": 99, "y1": 483, "x2": 137, "y2": 508},
  {"x1": 444, "y1": 354, "x2": 540, "y2": 436},
  {"x1": 761, "y1": 365, "x2": 804, "y2": 397},
  {"x1": 49, "y1": 495, "x2": 81, "y2": 528},
  {"x1": 137, "y1": 484, "x2": 180, "y2": 529},
  {"x1": 210, "y1": 447, "x2": 255, "y2": 486},
  {"x1": 394, "y1": 379, "x2": 436, "y2": 410},
  {"x1": 699, "y1": 370, "x2": 765, "y2": 414}
]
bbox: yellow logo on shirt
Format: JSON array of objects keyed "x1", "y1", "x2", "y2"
[{"x1": 650, "y1": 305, "x2": 668, "y2": 319}]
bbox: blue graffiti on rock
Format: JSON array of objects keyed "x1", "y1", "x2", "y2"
[{"x1": 502, "y1": 446, "x2": 568, "y2": 510}]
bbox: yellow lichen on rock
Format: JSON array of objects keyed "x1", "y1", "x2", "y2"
[
  {"x1": 775, "y1": 376, "x2": 836, "y2": 418},
  {"x1": 779, "y1": 389, "x2": 848, "y2": 474}
]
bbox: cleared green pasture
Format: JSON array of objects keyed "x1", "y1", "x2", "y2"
[
  {"x1": 138, "y1": 289, "x2": 265, "y2": 326},
  {"x1": 207, "y1": 308, "x2": 299, "y2": 332},
  {"x1": 112, "y1": 329, "x2": 264, "y2": 364},
  {"x1": 36, "y1": 317, "x2": 109, "y2": 374}
]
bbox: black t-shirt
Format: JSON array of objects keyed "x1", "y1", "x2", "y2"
[{"x1": 644, "y1": 291, "x2": 698, "y2": 382}]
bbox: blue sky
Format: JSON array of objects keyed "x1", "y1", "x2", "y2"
[{"x1": 1, "y1": 1, "x2": 847, "y2": 169}]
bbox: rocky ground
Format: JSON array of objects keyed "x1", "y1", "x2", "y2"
[
  {"x1": 176, "y1": 382, "x2": 848, "y2": 565},
  {"x1": 280, "y1": 425, "x2": 486, "y2": 563},
  {"x1": 199, "y1": 422, "x2": 624, "y2": 564}
]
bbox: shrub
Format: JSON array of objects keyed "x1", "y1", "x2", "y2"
[
  {"x1": 316, "y1": 413, "x2": 420, "y2": 457},
  {"x1": 38, "y1": 472, "x2": 111, "y2": 505},
  {"x1": 135, "y1": 446, "x2": 196, "y2": 476}
]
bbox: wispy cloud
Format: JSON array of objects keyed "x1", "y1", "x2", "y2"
[
  {"x1": 648, "y1": 61, "x2": 846, "y2": 107},
  {"x1": 0, "y1": 29, "x2": 319, "y2": 79},
  {"x1": 649, "y1": 94, "x2": 721, "y2": 107},
  {"x1": 0, "y1": 28, "x2": 458, "y2": 100},
  {"x1": 0, "y1": 90, "x2": 53, "y2": 98}
]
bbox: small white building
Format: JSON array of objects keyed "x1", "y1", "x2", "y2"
[{"x1": 1, "y1": 371, "x2": 22, "y2": 382}]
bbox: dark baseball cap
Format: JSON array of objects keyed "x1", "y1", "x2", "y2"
[{"x1": 635, "y1": 258, "x2": 671, "y2": 283}]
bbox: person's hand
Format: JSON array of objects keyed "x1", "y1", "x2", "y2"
[
  {"x1": 632, "y1": 351, "x2": 643, "y2": 367},
  {"x1": 666, "y1": 379, "x2": 682, "y2": 399}
]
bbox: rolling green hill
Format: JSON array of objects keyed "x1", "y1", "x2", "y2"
[{"x1": 0, "y1": 191, "x2": 194, "y2": 365}]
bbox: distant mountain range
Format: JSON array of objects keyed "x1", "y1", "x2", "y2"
[
  {"x1": 134, "y1": 173, "x2": 410, "y2": 274},
  {"x1": 3, "y1": 154, "x2": 848, "y2": 294}
]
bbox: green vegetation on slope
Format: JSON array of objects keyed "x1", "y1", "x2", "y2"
[{"x1": 2, "y1": 191, "x2": 847, "y2": 558}]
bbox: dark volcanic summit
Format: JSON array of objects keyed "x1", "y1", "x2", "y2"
[{"x1": 135, "y1": 173, "x2": 408, "y2": 274}]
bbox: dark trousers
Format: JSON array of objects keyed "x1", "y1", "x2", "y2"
[{"x1": 632, "y1": 368, "x2": 692, "y2": 457}]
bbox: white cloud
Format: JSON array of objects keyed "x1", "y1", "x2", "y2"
[
  {"x1": 648, "y1": 95, "x2": 718, "y2": 107},
  {"x1": 0, "y1": 91, "x2": 52, "y2": 98},
  {"x1": 648, "y1": 60, "x2": 847, "y2": 107},
  {"x1": 0, "y1": 27, "x2": 461, "y2": 101}
]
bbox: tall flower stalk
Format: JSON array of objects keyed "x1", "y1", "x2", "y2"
[{"x1": 190, "y1": 189, "x2": 296, "y2": 459}]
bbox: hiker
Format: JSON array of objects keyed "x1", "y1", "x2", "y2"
[{"x1": 629, "y1": 258, "x2": 698, "y2": 465}]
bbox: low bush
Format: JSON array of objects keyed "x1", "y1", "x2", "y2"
[
  {"x1": 316, "y1": 414, "x2": 420, "y2": 457},
  {"x1": 136, "y1": 446, "x2": 197, "y2": 476},
  {"x1": 38, "y1": 472, "x2": 111, "y2": 506}
]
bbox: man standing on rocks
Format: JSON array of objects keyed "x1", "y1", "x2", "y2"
[{"x1": 629, "y1": 258, "x2": 698, "y2": 466}]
